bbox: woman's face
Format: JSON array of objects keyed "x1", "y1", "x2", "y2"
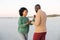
[{"x1": 23, "y1": 10, "x2": 28, "y2": 17}]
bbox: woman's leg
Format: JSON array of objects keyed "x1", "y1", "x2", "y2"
[
  {"x1": 19, "y1": 33, "x2": 28, "y2": 40},
  {"x1": 24, "y1": 33, "x2": 28, "y2": 40},
  {"x1": 19, "y1": 33, "x2": 26, "y2": 40}
]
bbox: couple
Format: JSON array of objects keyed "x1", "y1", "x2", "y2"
[{"x1": 18, "y1": 4, "x2": 47, "y2": 40}]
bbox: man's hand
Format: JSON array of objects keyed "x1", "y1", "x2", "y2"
[
  {"x1": 31, "y1": 21, "x2": 34, "y2": 25},
  {"x1": 34, "y1": 15, "x2": 36, "y2": 18}
]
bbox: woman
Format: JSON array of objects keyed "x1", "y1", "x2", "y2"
[{"x1": 18, "y1": 7, "x2": 31, "y2": 40}]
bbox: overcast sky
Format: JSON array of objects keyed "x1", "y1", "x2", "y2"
[{"x1": 0, "y1": 0, "x2": 60, "y2": 17}]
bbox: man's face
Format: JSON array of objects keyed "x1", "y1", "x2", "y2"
[{"x1": 35, "y1": 6, "x2": 40, "y2": 12}]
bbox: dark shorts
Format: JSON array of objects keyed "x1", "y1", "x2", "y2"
[{"x1": 33, "y1": 32, "x2": 46, "y2": 40}]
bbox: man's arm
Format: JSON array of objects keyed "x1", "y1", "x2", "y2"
[{"x1": 31, "y1": 10, "x2": 41, "y2": 26}]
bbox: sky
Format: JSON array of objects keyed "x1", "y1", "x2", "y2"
[{"x1": 0, "y1": 0, "x2": 60, "y2": 17}]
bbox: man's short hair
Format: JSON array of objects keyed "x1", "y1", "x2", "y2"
[{"x1": 35, "y1": 4, "x2": 41, "y2": 9}]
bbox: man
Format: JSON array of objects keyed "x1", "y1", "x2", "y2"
[{"x1": 31, "y1": 4, "x2": 47, "y2": 40}]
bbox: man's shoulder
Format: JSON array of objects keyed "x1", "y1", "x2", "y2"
[
  {"x1": 37, "y1": 9, "x2": 44, "y2": 14},
  {"x1": 38, "y1": 9, "x2": 46, "y2": 14},
  {"x1": 37, "y1": 9, "x2": 41, "y2": 13},
  {"x1": 37, "y1": 9, "x2": 41, "y2": 14},
  {"x1": 38, "y1": 9, "x2": 45, "y2": 13},
  {"x1": 41, "y1": 10, "x2": 46, "y2": 15}
]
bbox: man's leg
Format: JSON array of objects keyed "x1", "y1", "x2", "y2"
[
  {"x1": 41, "y1": 32, "x2": 46, "y2": 40},
  {"x1": 33, "y1": 33, "x2": 42, "y2": 40}
]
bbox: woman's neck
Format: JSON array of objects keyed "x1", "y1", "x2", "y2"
[{"x1": 22, "y1": 16, "x2": 26, "y2": 17}]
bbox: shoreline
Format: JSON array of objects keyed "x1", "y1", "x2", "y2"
[{"x1": 0, "y1": 14, "x2": 60, "y2": 18}]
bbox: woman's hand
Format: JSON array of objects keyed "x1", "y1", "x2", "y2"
[{"x1": 26, "y1": 21, "x2": 32, "y2": 25}]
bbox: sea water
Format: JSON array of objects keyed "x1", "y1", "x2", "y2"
[{"x1": 0, "y1": 17, "x2": 60, "y2": 40}]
